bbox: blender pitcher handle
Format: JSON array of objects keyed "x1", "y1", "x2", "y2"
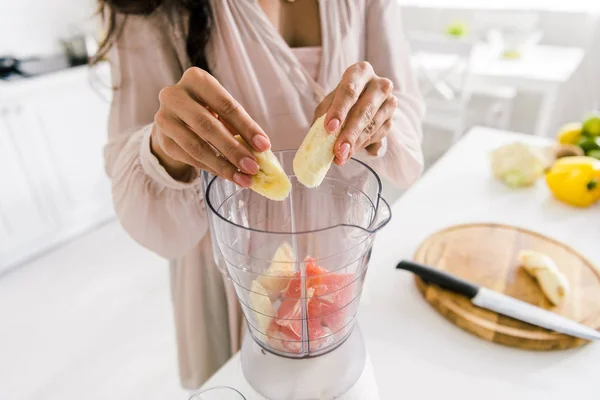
[{"x1": 368, "y1": 195, "x2": 392, "y2": 233}]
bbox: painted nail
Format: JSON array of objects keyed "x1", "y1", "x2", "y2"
[
  {"x1": 326, "y1": 118, "x2": 341, "y2": 133},
  {"x1": 233, "y1": 172, "x2": 253, "y2": 187},
  {"x1": 253, "y1": 135, "x2": 271, "y2": 151},
  {"x1": 240, "y1": 157, "x2": 260, "y2": 174},
  {"x1": 339, "y1": 142, "x2": 351, "y2": 163}
]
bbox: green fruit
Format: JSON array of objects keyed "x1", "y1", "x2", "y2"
[
  {"x1": 582, "y1": 112, "x2": 600, "y2": 137},
  {"x1": 577, "y1": 136, "x2": 600, "y2": 153},
  {"x1": 446, "y1": 22, "x2": 468, "y2": 38},
  {"x1": 587, "y1": 149, "x2": 600, "y2": 160}
]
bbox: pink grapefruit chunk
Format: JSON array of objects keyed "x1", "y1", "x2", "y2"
[{"x1": 266, "y1": 256, "x2": 356, "y2": 353}]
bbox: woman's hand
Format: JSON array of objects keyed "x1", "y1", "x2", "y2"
[
  {"x1": 314, "y1": 61, "x2": 398, "y2": 165},
  {"x1": 151, "y1": 67, "x2": 271, "y2": 187}
]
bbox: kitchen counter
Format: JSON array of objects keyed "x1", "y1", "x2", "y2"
[
  {"x1": 0, "y1": 62, "x2": 110, "y2": 99},
  {"x1": 200, "y1": 126, "x2": 600, "y2": 399}
]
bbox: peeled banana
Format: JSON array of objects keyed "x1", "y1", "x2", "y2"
[
  {"x1": 518, "y1": 250, "x2": 570, "y2": 306},
  {"x1": 249, "y1": 280, "x2": 276, "y2": 332},
  {"x1": 257, "y1": 242, "x2": 296, "y2": 297},
  {"x1": 234, "y1": 135, "x2": 291, "y2": 201},
  {"x1": 293, "y1": 114, "x2": 342, "y2": 188}
]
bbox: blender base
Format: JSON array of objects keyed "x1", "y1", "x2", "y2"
[{"x1": 241, "y1": 326, "x2": 371, "y2": 400}]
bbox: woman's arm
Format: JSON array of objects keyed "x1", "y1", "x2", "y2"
[
  {"x1": 104, "y1": 13, "x2": 208, "y2": 259},
  {"x1": 362, "y1": 0, "x2": 425, "y2": 188}
]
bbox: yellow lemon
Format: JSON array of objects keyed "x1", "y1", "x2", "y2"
[{"x1": 556, "y1": 122, "x2": 583, "y2": 145}]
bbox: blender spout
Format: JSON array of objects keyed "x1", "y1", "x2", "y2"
[{"x1": 363, "y1": 195, "x2": 392, "y2": 233}]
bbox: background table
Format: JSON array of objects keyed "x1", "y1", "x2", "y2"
[
  {"x1": 469, "y1": 44, "x2": 584, "y2": 136},
  {"x1": 415, "y1": 44, "x2": 585, "y2": 136},
  {"x1": 201, "y1": 127, "x2": 600, "y2": 399}
]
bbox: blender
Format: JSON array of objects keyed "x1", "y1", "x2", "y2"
[{"x1": 204, "y1": 150, "x2": 391, "y2": 400}]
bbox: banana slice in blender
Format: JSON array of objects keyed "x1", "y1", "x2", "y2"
[
  {"x1": 249, "y1": 280, "x2": 276, "y2": 332},
  {"x1": 234, "y1": 135, "x2": 291, "y2": 201},
  {"x1": 293, "y1": 113, "x2": 342, "y2": 188},
  {"x1": 257, "y1": 242, "x2": 296, "y2": 297}
]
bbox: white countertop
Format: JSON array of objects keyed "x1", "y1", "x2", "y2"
[
  {"x1": 0, "y1": 62, "x2": 110, "y2": 99},
  {"x1": 201, "y1": 127, "x2": 600, "y2": 399}
]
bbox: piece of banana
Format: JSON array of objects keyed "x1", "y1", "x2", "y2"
[
  {"x1": 518, "y1": 250, "x2": 570, "y2": 306},
  {"x1": 293, "y1": 113, "x2": 342, "y2": 188},
  {"x1": 249, "y1": 280, "x2": 276, "y2": 332},
  {"x1": 233, "y1": 135, "x2": 291, "y2": 201},
  {"x1": 257, "y1": 242, "x2": 296, "y2": 297}
]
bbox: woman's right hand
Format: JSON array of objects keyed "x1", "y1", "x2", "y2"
[{"x1": 151, "y1": 67, "x2": 271, "y2": 187}]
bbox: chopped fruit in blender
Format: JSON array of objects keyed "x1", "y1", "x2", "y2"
[
  {"x1": 266, "y1": 256, "x2": 356, "y2": 352},
  {"x1": 257, "y1": 242, "x2": 296, "y2": 298},
  {"x1": 275, "y1": 285, "x2": 314, "y2": 339},
  {"x1": 267, "y1": 319, "x2": 303, "y2": 353},
  {"x1": 249, "y1": 281, "x2": 276, "y2": 332},
  {"x1": 306, "y1": 257, "x2": 354, "y2": 331}
]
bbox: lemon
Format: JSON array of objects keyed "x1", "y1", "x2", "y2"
[
  {"x1": 587, "y1": 150, "x2": 600, "y2": 160},
  {"x1": 582, "y1": 112, "x2": 600, "y2": 137},
  {"x1": 578, "y1": 136, "x2": 600, "y2": 154},
  {"x1": 556, "y1": 122, "x2": 583, "y2": 145}
]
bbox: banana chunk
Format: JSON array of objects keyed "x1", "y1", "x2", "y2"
[
  {"x1": 293, "y1": 114, "x2": 342, "y2": 188},
  {"x1": 249, "y1": 280, "x2": 276, "y2": 332},
  {"x1": 518, "y1": 250, "x2": 570, "y2": 306},
  {"x1": 257, "y1": 242, "x2": 296, "y2": 297},
  {"x1": 234, "y1": 135, "x2": 291, "y2": 201}
]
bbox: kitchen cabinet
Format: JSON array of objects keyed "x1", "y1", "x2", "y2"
[{"x1": 0, "y1": 63, "x2": 115, "y2": 273}]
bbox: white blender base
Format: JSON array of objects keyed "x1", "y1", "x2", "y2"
[{"x1": 241, "y1": 325, "x2": 380, "y2": 400}]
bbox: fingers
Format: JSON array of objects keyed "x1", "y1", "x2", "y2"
[
  {"x1": 352, "y1": 95, "x2": 397, "y2": 154},
  {"x1": 158, "y1": 126, "x2": 253, "y2": 188},
  {"x1": 325, "y1": 61, "x2": 374, "y2": 134},
  {"x1": 179, "y1": 67, "x2": 271, "y2": 152},
  {"x1": 334, "y1": 78, "x2": 393, "y2": 163},
  {"x1": 158, "y1": 87, "x2": 260, "y2": 175},
  {"x1": 313, "y1": 90, "x2": 335, "y2": 123}
]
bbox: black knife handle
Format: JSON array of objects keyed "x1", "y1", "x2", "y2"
[{"x1": 396, "y1": 260, "x2": 480, "y2": 299}]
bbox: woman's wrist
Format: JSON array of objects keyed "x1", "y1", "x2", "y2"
[{"x1": 150, "y1": 124, "x2": 194, "y2": 181}]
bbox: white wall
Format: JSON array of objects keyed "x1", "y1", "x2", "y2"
[{"x1": 0, "y1": 0, "x2": 98, "y2": 57}]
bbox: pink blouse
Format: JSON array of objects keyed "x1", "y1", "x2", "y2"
[{"x1": 291, "y1": 46, "x2": 322, "y2": 82}]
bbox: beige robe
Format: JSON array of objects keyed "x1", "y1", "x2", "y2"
[{"x1": 103, "y1": 0, "x2": 425, "y2": 390}]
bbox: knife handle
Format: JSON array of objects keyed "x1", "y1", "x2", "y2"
[{"x1": 396, "y1": 260, "x2": 479, "y2": 299}]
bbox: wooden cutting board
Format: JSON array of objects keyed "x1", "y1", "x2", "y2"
[{"x1": 414, "y1": 223, "x2": 600, "y2": 350}]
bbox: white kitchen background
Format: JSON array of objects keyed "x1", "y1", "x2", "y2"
[
  {"x1": 0, "y1": 1, "x2": 599, "y2": 399},
  {"x1": 0, "y1": 0, "x2": 111, "y2": 273}
]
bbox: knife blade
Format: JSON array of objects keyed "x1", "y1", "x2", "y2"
[{"x1": 396, "y1": 260, "x2": 600, "y2": 341}]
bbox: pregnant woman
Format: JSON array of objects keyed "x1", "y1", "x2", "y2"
[{"x1": 98, "y1": 0, "x2": 425, "y2": 391}]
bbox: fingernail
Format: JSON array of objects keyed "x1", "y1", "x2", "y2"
[
  {"x1": 240, "y1": 157, "x2": 260, "y2": 174},
  {"x1": 339, "y1": 142, "x2": 351, "y2": 163},
  {"x1": 253, "y1": 135, "x2": 271, "y2": 151},
  {"x1": 233, "y1": 172, "x2": 253, "y2": 187},
  {"x1": 326, "y1": 118, "x2": 341, "y2": 133}
]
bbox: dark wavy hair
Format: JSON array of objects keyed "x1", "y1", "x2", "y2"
[{"x1": 94, "y1": 0, "x2": 212, "y2": 71}]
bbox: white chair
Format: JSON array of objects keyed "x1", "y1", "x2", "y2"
[
  {"x1": 408, "y1": 31, "x2": 476, "y2": 143},
  {"x1": 409, "y1": 31, "x2": 517, "y2": 142}
]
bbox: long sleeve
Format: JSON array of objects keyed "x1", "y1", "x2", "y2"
[
  {"x1": 360, "y1": 0, "x2": 426, "y2": 188},
  {"x1": 103, "y1": 12, "x2": 209, "y2": 260}
]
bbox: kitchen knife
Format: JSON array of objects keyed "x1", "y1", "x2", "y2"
[{"x1": 396, "y1": 260, "x2": 600, "y2": 341}]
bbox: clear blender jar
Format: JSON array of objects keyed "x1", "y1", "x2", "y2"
[{"x1": 204, "y1": 150, "x2": 391, "y2": 399}]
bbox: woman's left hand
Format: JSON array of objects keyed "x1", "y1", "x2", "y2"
[{"x1": 313, "y1": 61, "x2": 398, "y2": 165}]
